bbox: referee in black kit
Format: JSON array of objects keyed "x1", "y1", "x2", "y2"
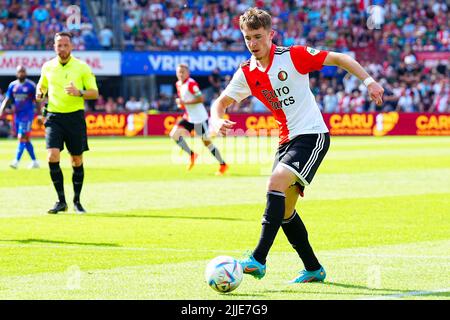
[{"x1": 36, "y1": 32, "x2": 98, "y2": 214}]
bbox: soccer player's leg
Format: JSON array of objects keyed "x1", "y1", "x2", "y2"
[
  {"x1": 10, "y1": 121, "x2": 27, "y2": 169},
  {"x1": 66, "y1": 113, "x2": 89, "y2": 214},
  {"x1": 70, "y1": 154, "x2": 86, "y2": 213},
  {"x1": 278, "y1": 133, "x2": 330, "y2": 283},
  {"x1": 21, "y1": 120, "x2": 39, "y2": 169},
  {"x1": 197, "y1": 121, "x2": 228, "y2": 175},
  {"x1": 170, "y1": 120, "x2": 197, "y2": 170},
  {"x1": 240, "y1": 165, "x2": 296, "y2": 279},
  {"x1": 46, "y1": 116, "x2": 68, "y2": 213},
  {"x1": 47, "y1": 148, "x2": 67, "y2": 213},
  {"x1": 282, "y1": 184, "x2": 324, "y2": 283}
]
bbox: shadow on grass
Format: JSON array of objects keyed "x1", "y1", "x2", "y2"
[
  {"x1": 323, "y1": 281, "x2": 414, "y2": 294},
  {"x1": 0, "y1": 238, "x2": 120, "y2": 247},
  {"x1": 86, "y1": 213, "x2": 247, "y2": 222},
  {"x1": 218, "y1": 292, "x2": 266, "y2": 297},
  {"x1": 263, "y1": 281, "x2": 417, "y2": 296}
]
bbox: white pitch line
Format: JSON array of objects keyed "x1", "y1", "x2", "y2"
[
  {"x1": 320, "y1": 252, "x2": 450, "y2": 260},
  {"x1": 357, "y1": 288, "x2": 450, "y2": 300}
]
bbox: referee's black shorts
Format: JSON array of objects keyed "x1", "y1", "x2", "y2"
[
  {"x1": 44, "y1": 110, "x2": 89, "y2": 155},
  {"x1": 272, "y1": 133, "x2": 330, "y2": 192}
]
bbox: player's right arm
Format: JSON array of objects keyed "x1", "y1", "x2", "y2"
[
  {"x1": 36, "y1": 64, "x2": 48, "y2": 102},
  {"x1": 0, "y1": 96, "x2": 11, "y2": 117},
  {"x1": 210, "y1": 94, "x2": 237, "y2": 136},
  {"x1": 210, "y1": 66, "x2": 251, "y2": 135},
  {"x1": 0, "y1": 83, "x2": 13, "y2": 117}
]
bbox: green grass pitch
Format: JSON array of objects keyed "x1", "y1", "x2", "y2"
[{"x1": 0, "y1": 135, "x2": 449, "y2": 300}]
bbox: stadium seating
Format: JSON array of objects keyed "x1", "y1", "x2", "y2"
[{"x1": 0, "y1": 0, "x2": 448, "y2": 113}]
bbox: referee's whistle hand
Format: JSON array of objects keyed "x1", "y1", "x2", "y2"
[{"x1": 64, "y1": 81, "x2": 79, "y2": 96}]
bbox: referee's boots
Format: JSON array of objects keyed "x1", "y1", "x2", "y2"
[
  {"x1": 73, "y1": 201, "x2": 87, "y2": 214},
  {"x1": 47, "y1": 201, "x2": 68, "y2": 214}
]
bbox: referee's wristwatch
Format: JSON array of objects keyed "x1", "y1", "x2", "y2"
[{"x1": 78, "y1": 90, "x2": 85, "y2": 97}]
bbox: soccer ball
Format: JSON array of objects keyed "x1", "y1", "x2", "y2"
[{"x1": 205, "y1": 256, "x2": 243, "y2": 293}]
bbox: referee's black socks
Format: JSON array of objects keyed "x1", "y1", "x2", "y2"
[
  {"x1": 282, "y1": 210, "x2": 321, "y2": 271},
  {"x1": 72, "y1": 164, "x2": 84, "y2": 203},
  {"x1": 49, "y1": 162, "x2": 66, "y2": 203},
  {"x1": 252, "y1": 191, "x2": 285, "y2": 265}
]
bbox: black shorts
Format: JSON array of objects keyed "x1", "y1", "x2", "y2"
[
  {"x1": 44, "y1": 110, "x2": 89, "y2": 155},
  {"x1": 273, "y1": 133, "x2": 330, "y2": 189},
  {"x1": 177, "y1": 118, "x2": 210, "y2": 139}
]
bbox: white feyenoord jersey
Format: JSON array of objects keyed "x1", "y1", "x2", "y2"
[
  {"x1": 175, "y1": 77, "x2": 209, "y2": 124},
  {"x1": 224, "y1": 44, "x2": 329, "y2": 144}
]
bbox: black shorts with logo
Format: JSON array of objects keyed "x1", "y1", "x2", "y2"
[
  {"x1": 273, "y1": 133, "x2": 330, "y2": 191},
  {"x1": 44, "y1": 110, "x2": 89, "y2": 155},
  {"x1": 177, "y1": 118, "x2": 210, "y2": 139}
]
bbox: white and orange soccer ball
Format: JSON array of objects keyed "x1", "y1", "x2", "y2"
[{"x1": 205, "y1": 256, "x2": 243, "y2": 293}]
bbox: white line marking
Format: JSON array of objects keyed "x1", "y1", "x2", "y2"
[
  {"x1": 357, "y1": 288, "x2": 450, "y2": 300},
  {"x1": 320, "y1": 252, "x2": 450, "y2": 260}
]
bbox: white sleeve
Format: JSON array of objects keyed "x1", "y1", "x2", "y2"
[{"x1": 223, "y1": 67, "x2": 251, "y2": 103}]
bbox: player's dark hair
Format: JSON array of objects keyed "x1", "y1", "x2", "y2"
[
  {"x1": 54, "y1": 32, "x2": 73, "y2": 42},
  {"x1": 239, "y1": 7, "x2": 272, "y2": 31}
]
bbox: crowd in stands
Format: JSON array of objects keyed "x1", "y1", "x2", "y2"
[
  {"x1": 85, "y1": 56, "x2": 448, "y2": 114},
  {"x1": 119, "y1": 0, "x2": 448, "y2": 113},
  {"x1": 121, "y1": 0, "x2": 449, "y2": 53},
  {"x1": 0, "y1": 0, "x2": 448, "y2": 113},
  {"x1": 0, "y1": 0, "x2": 98, "y2": 50}
]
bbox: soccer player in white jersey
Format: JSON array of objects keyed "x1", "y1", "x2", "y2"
[
  {"x1": 170, "y1": 63, "x2": 228, "y2": 175},
  {"x1": 211, "y1": 8, "x2": 384, "y2": 283}
]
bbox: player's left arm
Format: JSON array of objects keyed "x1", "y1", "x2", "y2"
[
  {"x1": 323, "y1": 52, "x2": 384, "y2": 105},
  {"x1": 177, "y1": 95, "x2": 204, "y2": 106}
]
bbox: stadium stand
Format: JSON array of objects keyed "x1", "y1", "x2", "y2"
[
  {"x1": 0, "y1": 0, "x2": 99, "y2": 50},
  {"x1": 0, "y1": 0, "x2": 448, "y2": 113}
]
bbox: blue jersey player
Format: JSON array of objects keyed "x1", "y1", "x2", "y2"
[{"x1": 0, "y1": 66, "x2": 40, "y2": 169}]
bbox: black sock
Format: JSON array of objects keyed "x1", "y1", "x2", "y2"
[
  {"x1": 282, "y1": 210, "x2": 321, "y2": 271},
  {"x1": 252, "y1": 191, "x2": 285, "y2": 265},
  {"x1": 72, "y1": 164, "x2": 84, "y2": 203},
  {"x1": 175, "y1": 136, "x2": 193, "y2": 155},
  {"x1": 207, "y1": 144, "x2": 225, "y2": 165},
  {"x1": 49, "y1": 162, "x2": 65, "y2": 203}
]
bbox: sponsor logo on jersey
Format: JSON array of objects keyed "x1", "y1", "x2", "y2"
[
  {"x1": 261, "y1": 86, "x2": 296, "y2": 110},
  {"x1": 278, "y1": 70, "x2": 288, "y2": 81},
  {"x1": 306, "y1": 47, "x2": 320, "y2": 56}
]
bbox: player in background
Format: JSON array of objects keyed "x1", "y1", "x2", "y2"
[
  {"x1": 170, "y1": 63, "x2": 228, "y2": 175},
  {"x1": 211, "y1": 8, "x2": 384, "y2": 283},
  {"x1": 0, "y1": 65, "x2": 40, "y2": 169}
]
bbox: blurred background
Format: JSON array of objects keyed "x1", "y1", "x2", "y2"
[{"x1": 0, "y1": 0, "x2": 448, "y2": 137}]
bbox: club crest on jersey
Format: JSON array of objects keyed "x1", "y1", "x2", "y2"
[
  {"x1": 306, "y1": 47, "x2": 320, "y2": 56},
  {"x1": 278, "y1": 71, "x2": 288, "y2": 81}
]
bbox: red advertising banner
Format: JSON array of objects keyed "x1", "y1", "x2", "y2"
[
  {"x1": 2, "y1": 112, "x2": 449, "y2": 137},
  {"x1": 2, "y1": 112, "x2": 147, "y2": 137},
  {"x1": 147, "y1": 112, "x2": 450, "y2": 137}
]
